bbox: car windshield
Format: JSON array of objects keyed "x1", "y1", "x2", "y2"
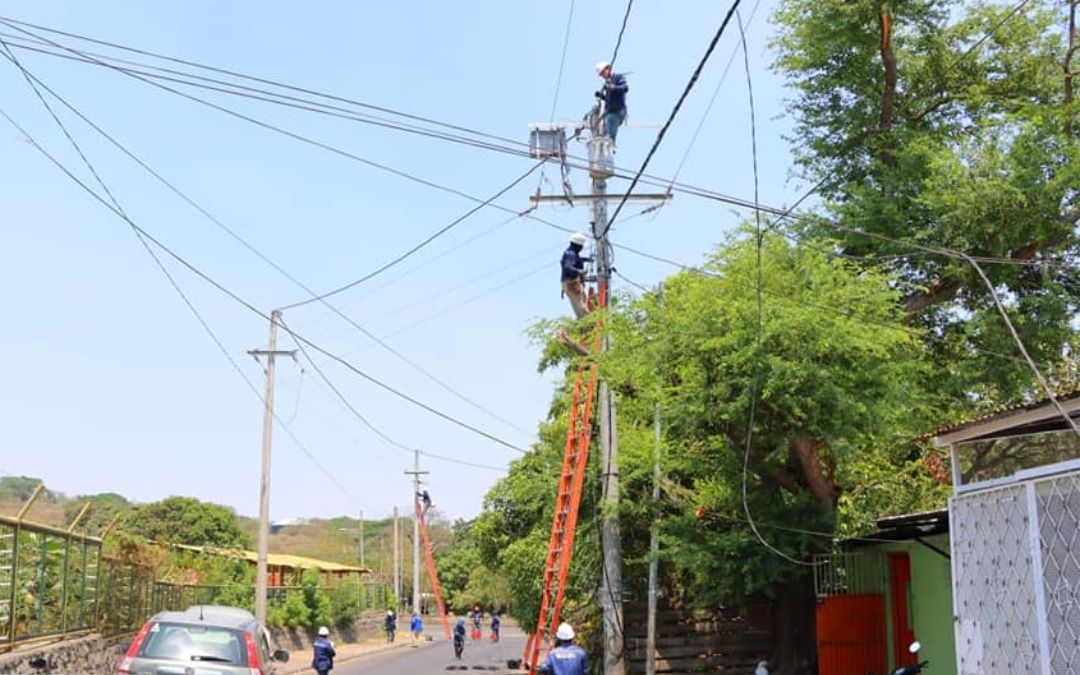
[{"x1": 137, "y1": 622, "x2": 249, "y2": 666}]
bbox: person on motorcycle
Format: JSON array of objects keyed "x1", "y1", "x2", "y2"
[
  {"x1": 537, "y1": 623, "x2": 588, "y2": 675},
  {"x1": 453, "y1": 617, "x2": 467, "y2": 659}
]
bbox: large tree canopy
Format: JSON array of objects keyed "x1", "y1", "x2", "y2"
[
  {"x1": 121, "y1": 496, "x2": 251, "y2": 549},
  {"x1": 774, "y1": 0, "x2": 1080, "y2": 405}
]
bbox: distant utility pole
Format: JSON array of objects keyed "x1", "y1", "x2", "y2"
[
  {"x1": 248, "y1": 309, "x2": 296, "y2": 627},
  {"x1": 646, "y1": 283, "x2": 664, "y2": 675},
  {"x1": 527, "y1": 108, "x2": 668, "y2": 675},
  {"x1": 404, "y1": 450, "x2": 428, "y2": 616},
  {"x1": 359, "y1": 510, "x2": 365, "y2": 568},
  {"x1": 393, "y1": 506, "x2": 401, "y2": 608}
]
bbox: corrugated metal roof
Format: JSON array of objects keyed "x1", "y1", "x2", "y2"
[
  {"x1": 169, "y1": 542, "x2": 368, "y2": 574},
  {"x1": 923, "y1": 388, "x2": 1080, "y2": 441}
]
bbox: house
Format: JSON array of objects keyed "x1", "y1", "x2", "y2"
[
  {"x1": 815, "y1": 510, "x2": 956, "y2": 675},
  {"x1": 931, "y1": 390, "x2": 1080, "y2": 675}
]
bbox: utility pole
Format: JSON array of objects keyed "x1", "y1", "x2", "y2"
[
  {"x1": 646, "y1": 282, "x2": 663, "y2": 675},
  {"x1": 358, "y1": 510, "x2": 365, "y2": 568},
  {"x1": 248, "y1": 309, "x2": 296, "y2": 627},
  {"x1": 527, "y1": 109, "x2": 668, "y2": 675},
  {"x1": 404, "y1": 450, "x2": 428, "y2": 616},
  {"x1": 393, "y1": 506, "x2": 401, "y2": 609}
]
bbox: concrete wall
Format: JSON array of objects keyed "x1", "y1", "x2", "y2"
[
  {"x1": 270, "y1": 610, "x2": 386, "y2": 653},
  {"x1": 0, "y1": 634, "x2": 128, "y2": 675},
  {"x1": 880, "y1": 534, "x2": 957, "y2": 675}
]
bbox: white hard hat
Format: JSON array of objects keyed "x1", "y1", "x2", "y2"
[
  {"x1": 555, "y1": 623, "x2": 575, "y2": 640},
  {"x1": 570, "y1": 232, "x2": 588, "y2": 246},
  {"x1": 387, "y1": 610, "x2": 394, "y2": 616},
  {"x1": 596, "y1": 60, "x2": 611, "y2": 74},
  {"x1": 318, "y1": 626, "x2": 330, "y2": 636}
]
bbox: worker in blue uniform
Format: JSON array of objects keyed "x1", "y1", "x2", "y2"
[
  {"x1": 595, "y1": 61, "x2": 629, "y2": 143},
  {"x1": 561, "y1": 232, "x2": 592, "y2": 319},
  {"x1": 537, "y1": 623, "x2": 588, "y2": 675}
]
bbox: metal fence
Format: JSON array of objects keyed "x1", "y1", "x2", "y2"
[{"x1": 951, "y1": 467, "x2": 1080, "y2": 674}]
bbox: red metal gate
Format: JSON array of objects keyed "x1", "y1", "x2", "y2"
[{"x1": 816, "y1": 594, "x2": 887, "y2": 675}]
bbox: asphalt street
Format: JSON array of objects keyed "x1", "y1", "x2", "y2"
[{"x1": 334, "y1": 628, "x2": 526, "y2": 675}]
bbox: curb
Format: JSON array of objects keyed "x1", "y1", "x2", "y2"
[{"x1": 280, "y1": 639, "x2": 430, "y2": 674}]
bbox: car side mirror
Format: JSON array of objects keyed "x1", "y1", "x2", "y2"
[
  {"x1": 272, "y1": 649, "x2": 290, "y2": 662},
  {"x1": 909, "y1": 641, "x2": 921, "y2": 654}
]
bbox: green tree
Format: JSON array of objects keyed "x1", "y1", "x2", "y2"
[
  {"x1": 63, "y1": 493, "x2": 131, "y2": 535},
  {"x1": 773, "y1": 0, "x2": 1080, "y2": 407},
  {"x1": 120, "y1": 496, "x2": 251, "y2": 548}
]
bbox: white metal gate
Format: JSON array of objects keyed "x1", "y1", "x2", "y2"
[{"x1": 950, "y1": 469, "x2": 1080, "y2": 674}]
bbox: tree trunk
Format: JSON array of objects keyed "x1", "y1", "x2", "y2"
[
  {"x1": 878, "y1": 8, "x2": 897, "y2": 168},
  {"x1": 1066, "y1": 0, "x2": 1078, "y2": 136},
  {"x1": 769, "y1": 575, "x2": 818, "y2": 675},
  {"x1": 791, "y1": 436, "x2": 838, "y2": 510}
]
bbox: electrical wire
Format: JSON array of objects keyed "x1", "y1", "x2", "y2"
[
  {"x1": 0, "y1": 45, "x2": 537, "y2": 444},
  {"x1": 609, "y1": 0, "x2": 635, "y2": 67},
  {"x1": 279, "y1": 161, "x2": 544, "y2": 310},
  {"x1": 600, "y1": 0, "x2": 744, "y2": 240},
  {"x1": 0, "y1": 106, "x2": 531, "y2": 457},
  {"x1": 0, "y1": 50, "x2": 367, "y2": 509},
  {"x1": 735, "y1": 10, "x2": 821, "y2": 567},
  {"x1": 549, "y1": 0, "x2": 577, "y2": 123}
]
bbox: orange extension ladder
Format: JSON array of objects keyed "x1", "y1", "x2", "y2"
[
  {"x1": 522, "y1": 283, "x2": 606, "y2": 674},
  {"x1": 416, "y1": 500, "x2": 452, "y2": 640}
]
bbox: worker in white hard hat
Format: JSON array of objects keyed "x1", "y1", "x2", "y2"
[
  {"x1": 560, "y1": 232, "x2": 592, "y2": 319},
  {"x1": 594, "y1": 60, "x2": 629, "y2": 143},
  {"x1": 537, "y1": 622, "x2": 588, "y2": 675},
  {"x1": 312, "y1": 626, "x2": 336, "y2": 675}
]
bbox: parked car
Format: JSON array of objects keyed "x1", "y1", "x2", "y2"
[{"x1": 116, "y1": 605, "x2": 290, "y2": 675}]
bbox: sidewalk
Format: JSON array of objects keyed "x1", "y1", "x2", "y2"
[{"x1": 280, "y1": 636, "x2": 429, "y2": 674}]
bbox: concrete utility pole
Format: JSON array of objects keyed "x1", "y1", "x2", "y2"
[
  {"x1": 393, "y1": 506, "x2": 401, "y2": 608},
  {"x1": 527, "y1": 108, "x2": 668, "y2": 675},
  {"x1": 646, "y1": 284, "x2": 663, "y2": 675},
  {"x1": 404, "y1": 450, "x2": 428, "y2": 616},
  {"x1": 359, "y1": 510, "x2": 365, "y2": 568},
  {"x1": 248, "y1": 309, "x2": 296, "y2": 627}
]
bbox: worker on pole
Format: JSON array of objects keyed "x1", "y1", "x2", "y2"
[
  {"x1": 561, "y1": 232, "x2": 592, "y2": 319},
  {"x1": 594, "y1": 61, "x2": 629, "y2": 143}
]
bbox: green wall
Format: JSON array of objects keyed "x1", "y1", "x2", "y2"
[{"x1": 879, "y1": 534, "x2": 957, "y2": 675}]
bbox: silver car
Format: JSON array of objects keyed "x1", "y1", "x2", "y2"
[{"x1": 116, "y1": 605, "x2": 290, "y2": 675}]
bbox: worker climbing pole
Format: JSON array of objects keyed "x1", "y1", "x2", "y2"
[{"x1": 416, "y1": 496, "x2": 451, "y2": 640}]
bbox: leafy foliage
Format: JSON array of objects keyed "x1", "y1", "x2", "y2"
[{"x1": 120, "y1": 496, "x2": 252, "y2": 548}]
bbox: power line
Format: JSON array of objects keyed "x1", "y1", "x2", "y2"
[
  {"x1": 609, "y1": 0, "x2": 636, "y2": 67},
  {"x1": 279, "y1": 161, "x2": 544, "y2": 310},
  {"x1": 0, "y1": 106, "x2": 531, "y2": 456},
  {"x1": 0, "y1": 45, "x2": 537, "y2": 445},
  {"x1": 600, "y1": 0, "x2": 744, "y2": 240},
  {"x1": 0, "y1": 51, "x2": 366, "y2": 509},
  {"x1": 549, "y1": 0, "x2": 577, "y2": 123}
]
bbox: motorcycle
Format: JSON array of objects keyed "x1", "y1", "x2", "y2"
[{"x1": 892, "y1": 641, "x2": 929, "y2": 675}]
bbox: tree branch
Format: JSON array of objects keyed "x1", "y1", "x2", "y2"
[
  {"x1": 878, "y1": 8, "x2": 897, "y2": 167},
  {"x1": 790, "y1": 436, "x2": 839, "y2": 509},
  {"x1": 725, "y1": 427, "x2": 801, "y2": 495}
]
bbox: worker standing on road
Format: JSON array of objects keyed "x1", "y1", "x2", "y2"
[
  {"x1": 385, "y1": 609, "x2": 397, "y2": 643},
  {"x1": 595, "y1": 61, "x2": 629, "y2": 143},
  {"x1": 537, "y1": 623, "x2": 588, "y2": 675},
  {"x1": 561, "y1": 232, "x2": 592, "y2": 319},
  {"x1": 410, "y1": 612, "x2": 423, "y2": 646},
  {"x1": 490, "y1": 611, "x2": 501, "y2": 642},
  {"x1": 470, "y1": 606, "x2": 483, "y2": 640},
  {"x1": 312, "y1": 626, "x2": 336, "y2": 675},
  {"x1": 453, "y1": 618, "x2": 467, "y2": 659}
]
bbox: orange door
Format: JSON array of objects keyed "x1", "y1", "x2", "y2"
[
  {"x1": 889, "y1": 553, "x2": 916, "y2": 668},
  {"x1": 816, "y1": 594, "x2": 887, "y2": 675}
]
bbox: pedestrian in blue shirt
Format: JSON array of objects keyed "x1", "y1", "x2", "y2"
[
  {"x1": 311, "y1": 626, "x2": 336, "y2": 675},
  {"x1": 538, "y1": 623, "x2": 588, "y2": 675},
  {"x1": 410, "y1": 612, "x2": 423, "y2": 647},
  {"x1": 595, "y1": 61, "x2": 629, "y2": 143}
]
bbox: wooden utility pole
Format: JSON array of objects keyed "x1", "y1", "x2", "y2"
[
  {"x1": 249, "y1": 309, "x2": 295, "y2": 626},
  {"x1": 393, "y1": 506, "x2": 401, "y2": 608},
  {"x1": 359, "y1": 510, "x2": 365, "y2": 568}
]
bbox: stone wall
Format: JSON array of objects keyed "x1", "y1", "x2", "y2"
[
  {"x1": 0, "y1": 634, "x2": 128, "y2": 675},
  {"x1": 270, "y1": 610, "x2": 386, "y2": 653}
]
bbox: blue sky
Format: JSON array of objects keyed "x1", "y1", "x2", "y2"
[{"x1": 0, "y1": 0, "x2": 803, "y2": 523}]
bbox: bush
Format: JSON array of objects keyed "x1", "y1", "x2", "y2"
[{"x1": 328, "y1": 581, "x2": 359, "y2": 628}]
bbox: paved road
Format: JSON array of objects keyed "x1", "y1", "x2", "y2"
[{"x1": 335, "y1": 628, "x2": 526, "y2": 675}]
